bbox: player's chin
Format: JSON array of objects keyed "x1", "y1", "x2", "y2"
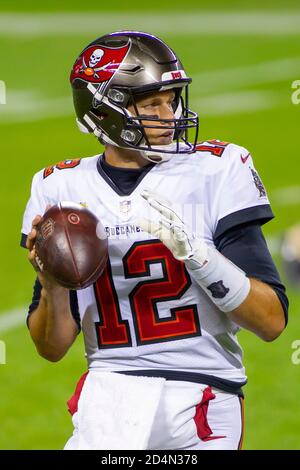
[{"x1": 149, "y1": 135, "x2": 174, "y2": 146}]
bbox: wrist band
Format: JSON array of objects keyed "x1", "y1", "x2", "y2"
[{"x1": 185, "y1": 246, "x2": 251, "y2": 313}]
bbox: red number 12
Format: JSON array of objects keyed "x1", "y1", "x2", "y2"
[{"x1": 94, "y1": 240, "x2": 201, "y2": 349}]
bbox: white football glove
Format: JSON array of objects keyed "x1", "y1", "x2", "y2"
[
  {"x1": 138, "y1": 188, "x2": 209, "y2": 268},
  {"x1": 139, "y1": 188, "x2": 250, "y2": 313}
]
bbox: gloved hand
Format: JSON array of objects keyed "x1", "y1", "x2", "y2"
[
  {"x1": 139, "y1": 188, "x2": 250, "y2": 313},
  {"x1": 138, "y1": 188, "x2": 209, "y2": 268}
]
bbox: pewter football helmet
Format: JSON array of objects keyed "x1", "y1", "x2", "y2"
[{"x1": 70, "y1": 31, "x2": 199, "y2": 163}]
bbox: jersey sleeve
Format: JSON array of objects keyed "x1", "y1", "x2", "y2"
[
  {"x1": 20, "y1": 170, "x2": 49, "y2": 247},
  {"x1": 212, "y1": 144, "x2": 274, "y2": 238}
]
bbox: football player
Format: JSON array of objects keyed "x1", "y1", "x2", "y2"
[{"x1": 21, "y1": 31, "x2": 288, "y2": 450}]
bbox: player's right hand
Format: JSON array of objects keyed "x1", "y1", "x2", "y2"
[
  {"x1": 26, "y1": 210, "x2": 62, "y2": 290},
  {"x1": 26, "y1": 214, "x2": 43, "y2": 273}
]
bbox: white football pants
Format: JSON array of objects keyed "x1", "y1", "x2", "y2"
[{"x1": 65, "y1": 375, "x2": 244, "y2": 450}]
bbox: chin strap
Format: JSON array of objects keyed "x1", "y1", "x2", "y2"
[
  {"x1": 142, "y1": 142, "x2": 194, "y2": 163},
  {"x1": 142, "y1": 144, "x2": 175, "y2": 163}
]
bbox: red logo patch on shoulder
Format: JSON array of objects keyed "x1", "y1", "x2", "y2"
[
  {"x1": 196, "y1": 140, "x2": 230, "y2": 157},
  {"x1": 70, "y1": 44, "x2": 130, "y2": 84},
  {"x1": 43, "y1": 159, "x2": 81, "y2": 179}
]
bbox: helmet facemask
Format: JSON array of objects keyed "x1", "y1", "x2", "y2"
[{"x1": 86, "y1": 83, "x2": 198, "y2": 163}]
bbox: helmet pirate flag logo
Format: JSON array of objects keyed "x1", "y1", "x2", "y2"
[{"x1": 70, "y1": 44, "x2": 130, "y2": 83}]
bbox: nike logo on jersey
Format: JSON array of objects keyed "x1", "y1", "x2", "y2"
[{"x1": 240, "y1": 153, "x2": 250, "y2": 164}]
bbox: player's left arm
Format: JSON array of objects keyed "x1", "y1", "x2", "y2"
[
  {"x1": 139, "y1": 188, "x2": 287, "y2": 342},
  {"x1": 214, "y1": 220, "x2": 288, "y2": 341},
  {"x1": 209, "y1": 144, "x2": 287, "y2": 340},
  {"x1": 227, "y1": 277, "x2": 285, "y2": 342}
]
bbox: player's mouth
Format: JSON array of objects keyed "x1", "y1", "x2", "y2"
[{"x1": 155, "y1": 130, "x2": 174, "y2": 143}]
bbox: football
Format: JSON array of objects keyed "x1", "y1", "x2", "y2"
[{"x1": 34, "y1": 202, "x2": 108, "y2": 289}]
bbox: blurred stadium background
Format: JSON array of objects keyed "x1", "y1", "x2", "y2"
[{"x1": 0, "y1": 0, "x2": 299, "y2": 449}]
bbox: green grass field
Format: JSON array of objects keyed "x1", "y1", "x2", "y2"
[{"x1": 0, "y1": 0, "x2": 300, "y2": 449}]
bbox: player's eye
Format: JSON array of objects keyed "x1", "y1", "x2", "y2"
[
  {"x1": 138, "y1": 114, "x2": 159, "y2": 119},
  {"x1": 143, "y1": 102, "x2": 157, "y2": 108}
]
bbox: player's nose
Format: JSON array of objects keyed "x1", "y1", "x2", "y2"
[{"x1": 158, "y1": 103, "x2": 175, "y2": 125}]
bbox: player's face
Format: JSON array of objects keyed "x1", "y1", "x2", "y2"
[{"x1": 128, "y1": 90, "x2": 176, "y2": 145}]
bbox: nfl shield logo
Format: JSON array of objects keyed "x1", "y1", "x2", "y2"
[{"x1": 120, "y1": 200, "x2": 131, "y2": 214}]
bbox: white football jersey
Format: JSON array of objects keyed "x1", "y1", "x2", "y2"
[{"x1": 21, "y1": 141, "x2": 272, "y2": 385}]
